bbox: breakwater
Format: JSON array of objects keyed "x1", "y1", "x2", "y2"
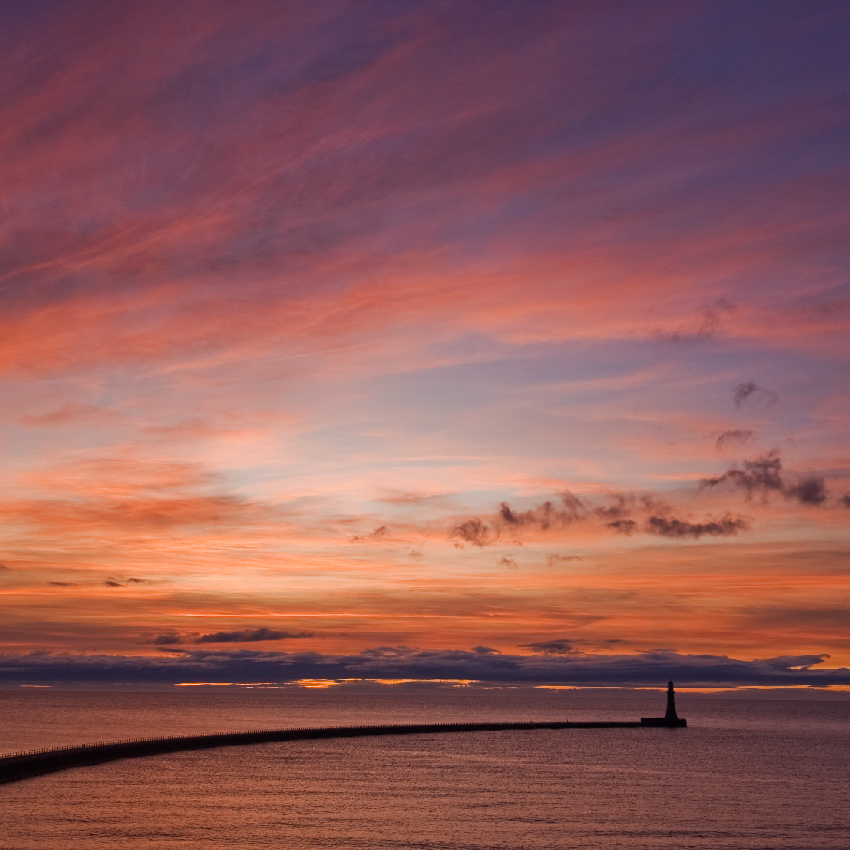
[{"x1": 0, "y1": 720, "x2": 644, "y2": 785}]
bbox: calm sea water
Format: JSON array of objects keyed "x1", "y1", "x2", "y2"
[{"x1": 0, "y1": 689, "x2": 848, "y2": 849}]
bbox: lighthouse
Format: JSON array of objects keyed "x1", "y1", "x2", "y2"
[
  {"x1": 664, "y1": 681, "x2": 679, "y2": 722},
  {"x1": 640, "y1": 681, "x2": 687, "y2": 727}
]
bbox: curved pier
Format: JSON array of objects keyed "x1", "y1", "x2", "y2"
[{"x1": 0, "y1": 720, "x2": 642, "y2": 785}]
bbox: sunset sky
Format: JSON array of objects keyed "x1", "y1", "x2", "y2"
[{"x1": 1, "y1": 0, "x2": 849, "y2": 688}]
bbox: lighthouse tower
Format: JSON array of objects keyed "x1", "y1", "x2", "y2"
[
  {"x1": 664, "y1": 681, "x2": 679, "y2": 723},
  {"x1": 640, "y1": 682, "x2": 687, "y2": 727}
]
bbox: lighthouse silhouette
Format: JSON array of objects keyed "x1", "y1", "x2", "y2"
[{"x1": 640, "y1": 681, "x2": 687, "y2": 727}]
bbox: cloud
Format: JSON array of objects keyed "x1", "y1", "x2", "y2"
[
  {"x1": 7, "y1": 493, "x2": 280, "y2": 534},
  {"x1": 733, "y1": 381, "x2": 778, "y2": 408},
  {"x1": 645, "y1": 513, "x2": 749, "y2": 538},
  {"x1": 375, "y1": 491, "x2": 450, "y2": 506},
  {"x1": 499, "y1": 492, "x2": 585, "y2": 530},
  {"x1": 740, "y1": 604, "x2": 850, "y2": 631},
  {"x1": 104, "y1": 580, "x2": 124, "y2": 587},
  {"x1": 48, "y1": 581, "x2": 75, "y2": 586},
  {"x1": 783, "y1": 477, "x2": 827, "y2": 506},
  {"x1": 594, "y1": 493, "x2": 632, "y2": 522},
  {"x1": 499, "y1": 557, "x2": 517, "y2": 569},
  {"x1": 127, "y1": 577, "x2": 149, "y2": 584},
  {"x1": 701, "y1": 451, "x2": 827, "y2": 505},
  {"x1": 841, "y1": 494, "x2": 850, "y2": 509},
  {"x1": 452, "y1": 493, "x2": 585, "y2": 547},
  {"x1": 716, "y1": 429, "x2": 754, "y2": 450},
  {"x1": 27, "y1": 457, "x2": 215, "y2": 496},
  {"x1": 733, "y1": 381, "x2": 758, "y2": 406},
  {"x1": 607, "y1": 518, "x2": 637, "y2": 535},
  {"x1": 453, "y1": 486, "x2": 759, "y2": 546},
  {"x1": 1, "y1": 647, "x2": 848, "y2": 688},
  {"x1": 702, "y1": 451, "x2": 783, "y2": 497},
  {"x1": 545, "y1": 554, "x2": 581, "y2": 565},
  {"x1": 450, "y1": 517, "x2": 494, "y2": 547},
  {"x1": 520, "y1": 639, "x2": 579, "y2": 656},
  {"x1": 18, "y1": 403, "x2": 117, "y2": 427},
  {"x1": 539, "y1": 489, "x2": 754, "y2": 540},
  {"x1": 153, "y1": 633, "x2": 182, "y2": 646},
  {"x1": 595, "y1": 494, "x2": 667, "y2": 536},
  {"x1": 350, "y1": 525, "x2": 389, "y2": 543},
  {"x1": 195, "y1": 628, "x2": 314, "y2": 644},
  {"x1": 657, "y1": 301, "x2": 736, "y2": 343}
]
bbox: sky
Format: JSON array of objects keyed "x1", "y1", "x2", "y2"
[{"x1": 1, "y1": 0, "x2": 849, "y2": 689}]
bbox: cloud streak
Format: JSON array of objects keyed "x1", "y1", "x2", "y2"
[
  {"x1": 519, "y1": 639, "x2": 579, "y2": 656},
  {"x1": 451, "y1": 492, "x2": 751, "y2": 544},
  {"x1": 196, "y1": 628, "x2": 314, "y2": 644},
  {"x1": 645, "y1": 514, "x2": 749, "y2": 539}
]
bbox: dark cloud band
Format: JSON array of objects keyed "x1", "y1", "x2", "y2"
[{"x1": 1, "y1": 647, "x2": 847, "y2": 688}]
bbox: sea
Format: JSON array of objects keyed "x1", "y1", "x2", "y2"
[{"x1": 0, "y1": 688, "x2": 848, "y2": 850}]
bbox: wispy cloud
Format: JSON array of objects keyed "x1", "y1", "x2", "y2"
[
  {"x1": 716, "y1": 429, "x2": 754, "y2": 451},
  {"x1": 545, "y1": 554, "x2": 581, "y2": 566}
]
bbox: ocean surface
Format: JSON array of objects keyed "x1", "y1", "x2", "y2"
[{"x1": 0, "y1": 688, "x2": 848, "y2": 849}]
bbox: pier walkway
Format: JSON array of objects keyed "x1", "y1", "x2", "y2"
[{"x1": 0, "y1": 720, "x2": 646, "y2": 785}]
